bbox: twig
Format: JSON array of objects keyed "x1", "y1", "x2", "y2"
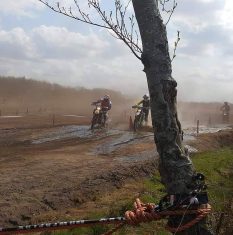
[
  {"x1": 159, "y1": 0, "x2": 177, "y2": 25},
  {"x1": 38, "y1": 0, "x2": 142, "y2": 60},
  {"x1": 171, "y1": 30, "x2": 180, "y2": 62}
]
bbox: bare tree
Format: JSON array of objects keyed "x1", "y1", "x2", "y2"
[{"x1": 38, "y1": 0, "x2": 213, "y2": 234}]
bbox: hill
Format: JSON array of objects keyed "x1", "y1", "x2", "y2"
[
  {"x1": 0, "y1": 76, "x2": 132, "y2": 118},
  {"x1": 0, "y1": 76, "x2": 232, "y2": 126}
]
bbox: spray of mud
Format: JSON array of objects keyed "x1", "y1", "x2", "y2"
[
  {"x1": 0, "y1": 76, "x2": 232, "y2": 128},
  {"x1": 178, "y1": 101, "x2": 233, "y2": 127},
  {"x1": 0, "y1": 77, "x2": 134, "y2": 124}
]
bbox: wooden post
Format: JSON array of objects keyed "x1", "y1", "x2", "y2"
[
  {"x1": 129, "y1": 116, "x2": 134, "y2": 131},
  {"x1": 197, "y1": 119, "x2": 199, "y2": 136},
  {"x1": 208, "y1": 115, "x2": 211, "y2": 126},
  {"x1": 52, "y1": 114, "x2": 55, "y2": 126}
]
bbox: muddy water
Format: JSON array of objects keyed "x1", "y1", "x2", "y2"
[
  {"x1": 31, "y1": 124, "x2": 231, "y2": 156},
  {"x1": 183, "y1": 125, "x2": 232, "y2": 135},
  {"x1": 0, "y1": 122, "x2": 231, "y2": 227},
  {"x1": 32, "y1": 125, "x2": 91, "y2": 144},
  {"x1": 31, "y1": 123, "x2": 231, "y2": 144},
  {"x1": 31, "y1": 125, "x2": 126, "y2": 144},
  {"x1": 0, "y1": 115, "x2": 24, "y2": 118},
  {"x1": 182, "y1": 125, "x2": 232, "y2": 153},
  {"x1": 93, "y1": 132, "x2": 152, "y2": 154},
  {"x1": 63, "y1": 115, "x2": 85, "y2": 118},
  {"x1": 115, "y1": 149, "x2": 157, "y2": 164},
  {"x1": 31, "y1": 124, "x2": 150, "y2": 147}
]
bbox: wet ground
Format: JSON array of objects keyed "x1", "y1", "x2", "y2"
[
  {"x1": 0, "y1": 119, "x2": 231, "y2": 226},
  {"x1": 0, "y1": 123, "x2": 158, "y2": 226},
  {"x1": 183, "y1": 124, "x2": 232, "y2": 135}
]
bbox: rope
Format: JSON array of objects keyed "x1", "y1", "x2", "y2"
[
  {"x1": 166, "y1": 206, "x2": 211, "y2": 233},
  {"x1": 124, "y1": 198, "x2": 211, "y2": 233},
  {"x1": 171, "y1": 201, "x2": 192, "y2": 235},
  {"x1": 0, "y1": 202, "x2": 211, "y2": 235}
]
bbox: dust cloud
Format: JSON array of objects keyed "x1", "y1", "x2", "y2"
[
  {"x1": 0, "y1": 76, "x2": 134, "y2": 124},
  {"x1": 0, "y1": 76, "x2": 232, "y2": 127}
]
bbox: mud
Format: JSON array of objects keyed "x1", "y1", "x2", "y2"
[
  {"x1": 188, "y1": 128, "x2": 233, "y2": 152},
  {"x1": 31, "y1": 125, "x2": 92, "y2": 144},
  {"x1": 0, "y1": 123, "x2": 158, "y2": 226},
  {"x1": 183, "y1": 125, "x2": 232, "y2": 135},
  {"x1": 0, "y1": 121, "x2": 232, "y2": 227}
]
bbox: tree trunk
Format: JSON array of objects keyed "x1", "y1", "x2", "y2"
[{"x1": 131, "y1": 0, "x2": 213, "y2": 234}]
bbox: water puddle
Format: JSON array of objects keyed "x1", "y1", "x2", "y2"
[
  {"x1": 31, "y1": 125, "x2": 125, "y2": 144},
  {"x1": 115, "y1": 149, "x2": 157, "y2": 164},
  {"x1": 183, "y1": 134, "x2": 196, "y2": 142},
  {"x1": 32, "y1": 125, "x2": 91, "y2": 144},
  {"x1": 93, "y1": 132, "x2": 154, "y2": 155},
  {"x1": 63, "y1": 115, "x2": 85, "y2": 118},
  {"x1": 185, "y1": 145, "x2": 198, "y2": 153},
  {"x1": 0, "y1": 116, "x2": 24, "y2": 118},
  {"x1": 183, "y1": 125, "x2": 232, "y2": 135}
]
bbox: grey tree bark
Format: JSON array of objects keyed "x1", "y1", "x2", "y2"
[{"x1": 131, "y1": 0, "x2": 213, "y2": 234}]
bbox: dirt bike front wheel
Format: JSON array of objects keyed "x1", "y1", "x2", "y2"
[
  {"x1": 91, "y1": 115, "x2": 98, "y2": 130},
  {"x1": 134, "y1": 116, "x2": 140, "y2": 132}
]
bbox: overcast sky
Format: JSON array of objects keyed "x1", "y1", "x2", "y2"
[{"x1": 0, "y1": 0, "x2": 232, "y2": 102}]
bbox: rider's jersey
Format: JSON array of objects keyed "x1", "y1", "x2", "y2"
[
  {"x1": 94, "y1": 98, "x2": 112, "y2": 111},
  {"x1": 137, "y1": 99, "x2": 150, "y2": 108},
  {"x1": 221, "y1": 104, "x2": 230, "y2": 115}
]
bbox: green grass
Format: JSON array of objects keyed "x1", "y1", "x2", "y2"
[
  {"x1": 50, "y1": 148, "x2": 233, "y2": 235},
  {"x1": 192, "y1": 148, "x2": 233, "y2": 211}
]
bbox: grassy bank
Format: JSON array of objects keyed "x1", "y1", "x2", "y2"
[{"x1": 51, "y1": 147, "x2": 233, "y2": 235}]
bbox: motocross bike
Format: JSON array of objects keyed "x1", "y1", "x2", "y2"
[
  {"x1": 132, "y1": 105, "x2": 147, "y2": 132},
  {"x1": 91, "y1": 104, "x2": 108, "y2": 130},
  {"x1": 222, "y1": 111, "x2": 229, "y2": 123}
]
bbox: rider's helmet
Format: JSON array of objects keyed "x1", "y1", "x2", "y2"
[
  {"x1": 143, "y1": 94, "x2": 149, "y2": 100},
  {"x1": 104, "y1": 94, "x2": 110, "y2": 100}
]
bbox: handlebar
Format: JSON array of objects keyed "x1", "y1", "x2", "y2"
[
  {"x1": 132, "y1": 105, "x2": 137, "y2": 109},
  {"x1": 132, "y1": 105, "x2": 149, "y2": 110}
]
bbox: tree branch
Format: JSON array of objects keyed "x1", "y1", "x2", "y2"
[
  {"x1": 38, "y1": 0, "x2": 142, "y2": 60},
  {"x1": 38, "y1": 0, "x2": 111, "y2": 29},
  {"x1": 171, "y1": 30, "x2": 180, "y2": 62},
  {"x1": 159, "y1": 0, "x2": 177, "y2": 25}
]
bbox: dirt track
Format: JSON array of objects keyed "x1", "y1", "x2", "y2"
[
  {"x1": 0, "y1": 116, "x2": 232, "y2": 227},
  {"x1": 0, "y1": 119, "x2": 158, "y2": 226}
]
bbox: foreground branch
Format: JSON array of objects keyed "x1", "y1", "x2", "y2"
[{"x1": 38, "y1": 0, "x2": 142, "y2": 60}]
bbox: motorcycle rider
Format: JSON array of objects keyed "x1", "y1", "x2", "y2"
[
  {"x1": 134, "y1": 94, "x2": 150, "y2": 124},
  {"x1": 92, "y1": 95, "x2": 112, "y2": 123},
  {"x1": 220, "y1": 101, "x2": 230, "y2": 123}
]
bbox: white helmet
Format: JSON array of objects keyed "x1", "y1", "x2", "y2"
[{"x1": 104, "y1": 94, "x2": 110, "y2": 100}]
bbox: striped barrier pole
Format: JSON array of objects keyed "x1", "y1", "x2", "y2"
[{"x1": 0, "y1": 217, "x2": 125, "y2": 234}]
